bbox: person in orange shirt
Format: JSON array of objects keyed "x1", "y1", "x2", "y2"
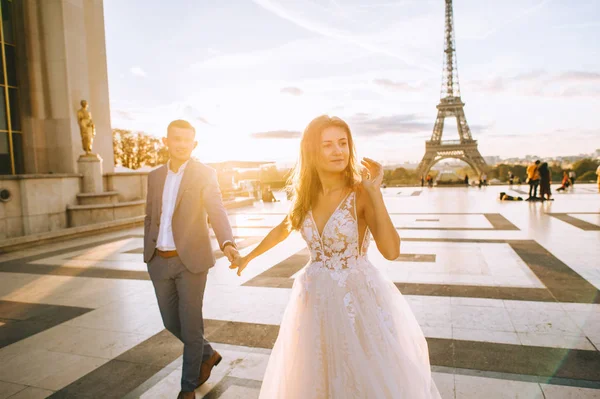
[{"x1": 526, "y1": 160, "x2": 541, "y2": 201}]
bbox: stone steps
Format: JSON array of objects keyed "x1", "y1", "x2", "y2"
[
  {"x1": 76, "y1": 191, "x2": 119, "y2": 205},
  {"x1": 67, "y1": 200, "x2": 145, "y2": 227}
]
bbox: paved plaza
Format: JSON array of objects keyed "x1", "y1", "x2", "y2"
[{"x1": 0, "y1": 184, "x2": 599, "y2": 399}]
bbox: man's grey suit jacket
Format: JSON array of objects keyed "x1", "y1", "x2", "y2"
[{"x1": 143, "y1": 159, "x2": 234, "y2": 273}]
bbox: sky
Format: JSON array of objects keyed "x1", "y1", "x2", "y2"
[{"x1": 104, "y1": 0, "x2": 600, "y2": 166}]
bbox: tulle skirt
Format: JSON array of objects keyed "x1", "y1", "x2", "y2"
[{"x1": 258, "y1": 258, "x2": 442, "y2": 399}]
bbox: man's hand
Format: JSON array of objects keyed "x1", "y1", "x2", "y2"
[{"x1": 223, "y1": 245, "x2": 240, "y2": 263}]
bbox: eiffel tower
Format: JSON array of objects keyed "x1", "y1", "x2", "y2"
[{"x1": 416, "y1": 0, "x2": 487, "y2": 178}]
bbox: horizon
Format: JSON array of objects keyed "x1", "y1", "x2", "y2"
[{"x1": 104, "y1": 0, "x2": 600, "y2": 165}]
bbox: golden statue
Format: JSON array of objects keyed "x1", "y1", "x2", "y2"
[{"x1": 77, "y1": 99, "x2": 96, "y2": 154}]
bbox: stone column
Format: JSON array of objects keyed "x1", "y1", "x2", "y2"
[{"x1": 77, "y1": 153, "x2": 103, "y2": 193}]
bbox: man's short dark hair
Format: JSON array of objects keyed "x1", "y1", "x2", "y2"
[
  {"x1": 535, "y1": 160, "x2": 540, "y2": 165},
  {"x1": 167, "y1": 119, "x2": 196, "y2": 137}
]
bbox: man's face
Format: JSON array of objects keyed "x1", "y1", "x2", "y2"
[{"x1": 162, "y1": 127, "x2": 197, "y2": 162}]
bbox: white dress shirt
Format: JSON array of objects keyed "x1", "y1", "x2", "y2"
[{"x1": 156, "y1": 159, "x2": 190, "y2": 251}]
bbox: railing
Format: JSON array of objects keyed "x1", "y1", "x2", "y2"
[{"x1": 426, "y1": 139, "x2": 476, "y2": 145}]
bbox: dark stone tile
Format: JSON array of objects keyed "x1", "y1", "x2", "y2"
[
  {"x1": 447, "y1": 339, "x2": 600, "y2": 381},
  {"x1": 0, "y1": 262, "x2": 151, "y2": 280},
  {"x1": 510, "y1": 241, "x2": 600, "y2": 304},
  {"x1": 0, "y1": 300, "x2": 92, "y2": 348},
  {"x1": 48, "y1": 360, "x2": 164, "y2": 399},
  {"x1": 415, "y1": 219, "x2": 440, "y2": 222},
  {"x1": 205, "y1": 321, "x2": 279, "y2": 349},
  {"x1": 484, "y1": 213, "x2": 520, "y2": 230},
  {"x1": 549, "y1": 213, "x2": 600, "y2": 231},
  {"x1": 116, "y1": 329, "x2": 182, "y2": 367}
]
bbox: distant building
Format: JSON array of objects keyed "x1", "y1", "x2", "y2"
[{"x1": 483, "y1": 156, "x2": 501, "y2": 165}]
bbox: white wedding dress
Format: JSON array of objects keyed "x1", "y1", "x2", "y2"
[{"x1": 258, "y1": 191, "x2": 441, "y2": 398}]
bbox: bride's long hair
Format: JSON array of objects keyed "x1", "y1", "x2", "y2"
[{"x1": 286, "y1": 115, "x2": 361, "y2": 230}]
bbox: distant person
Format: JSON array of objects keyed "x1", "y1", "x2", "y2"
[
  {"x1": 538, "y1": 162, "x2": 553, "y2": 201},
  {"x1": 464, "y1": 174, "x2": 469, "y2": 187},
  {"x1": 481, "y1": 172, "x2": 488, "y2": 186},
  {"x1": 569, "y1": 170, "x2": 576, "y2": 186},
  {"x1": 499, "y1": 192, "x2": 523, "y2": 201},
  {"x1": 261, "y1": 185, "x2": 278, "y2": 203},
  {"x1": 596, "y1": 164, "x2": 600, "y2": 192},
  {"x1": 427, "y1": 174, "x2": 433, "y2": 187},
  {"x1": 526, "y1": 160, "x2": 541, "y2": 201},
  {"x1": 508, "y1": 172, "x2": 514, "y2": 186},
  {"x1": 556, "y1": 171, "x2": 571, "y2": 192},
  {"x1": 420, "y1": 175, "x2": 425, "y2": 187}
]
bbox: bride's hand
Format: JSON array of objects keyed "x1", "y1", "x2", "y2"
[
  {"x1": 360, "y1": 157, "x2": 384, "y2": 192},
  {"x1": 229, "y1": 255, "x2": 250, "y2": 276}
]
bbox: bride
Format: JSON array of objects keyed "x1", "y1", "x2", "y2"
[{"x1": 230, "y1": 115, "x2": 441, "y2": 398}]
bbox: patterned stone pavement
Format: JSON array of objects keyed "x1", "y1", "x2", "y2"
[{"x1": 0, "y1": 184, "x2": 599, "y2": 398}]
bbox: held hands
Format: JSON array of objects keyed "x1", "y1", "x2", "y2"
[
  {"x1": 224, "y1": 245, "x2": 248, "y2": 276},
  {"x1": 360, "y1": 157, "x2": 384, "y2": 192},
  {"x1": 223, "y1": 245, "x2": 240, "y2": 263},
  {"x1": 229, "y1": 255, "x2": 250, "y2": 276}
]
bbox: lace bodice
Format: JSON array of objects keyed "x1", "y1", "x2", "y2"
[{"x1": 300, "y1": 191, "x2": 370, "y2": 270}]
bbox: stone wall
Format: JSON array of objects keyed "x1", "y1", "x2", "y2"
[
  {"x1": 0, "y1": 172, "x2": 150, "y2": 240},
  {"x1": 105, "y1": 172, "x2": 148, "y2": 202},
  {"x1": 0, "y1": 174, "x2": 81, "y2": 239}
]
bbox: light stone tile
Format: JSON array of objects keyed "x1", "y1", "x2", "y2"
[
  {"x1": 228, "y1": 352, "x2": 270, "y2": 381},
  {"x1": 0, "y1": 273, "x2": 150, "y2": 308},
  {"x1": 451, "y1": 305, "x2": 515, "y2": 332},
  {"x1": 0, "y1": 381, "x2": 26, "y2": 399},
  {"x1": 450, "y1": 297, "x2": 505, "y2": 308},
  {"x1": 35, "y1": 325, "x2": 149, "y2": 359},
  {"x1": 422, "y1": 326, "x2": 453, "y2": 340},
  {"x1": 455, "y1": 375, "x2": 543, "y2": 398},
  {"x1": 0, "y1": 349, "x2": 107, "y2": 390},
  {"x1": 219, "y1": 385, "x2": 261, "y2": 399},
  {"x1": 540, "y1": 384, "x2": 600, "y2": 399},
  {"x1": 4, "y1": 387, "x2": 54, "y2": 399},
  {"x1": 410, "y1": 303, "x2": 452, "y2": 328},
  {"x1": 503, "y1": 300, "x2": 564, "y2": 312},
  {"x1": 139, "y1": 368, "x2": 180, "y2": 399},
  {"x1": 64, "y1": 302, "x2": 164, "y2": 335},
  {"x1": 506, "y1": 308, "x2": 582, "y2": 335},
  {"x1": 431, "y1": 372, "x2": 455, "y2": 399}
]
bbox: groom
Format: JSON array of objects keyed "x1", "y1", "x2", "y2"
[{"x1": 144, "y1": 119, "x2": 240, "y2": 398}]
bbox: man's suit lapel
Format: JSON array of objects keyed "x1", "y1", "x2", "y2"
[
  {"x1": 156, "y1": 164, "x2": 168, "y2": 218},
  {"x1": 175, "y1": 160, "x2": 196, "y2": 211}
]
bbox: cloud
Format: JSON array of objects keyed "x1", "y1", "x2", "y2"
[
  {"x1": 113, "y1": 110, "x2": 135, "y2": 120},
  {"x1": 554, "y1": 71, "x2": 600, "y2": 82},
  {"x1": 347, "y1": 113, "x2": 432, "y2": 136},
  {"x1": 468, "y1": 70, "x2": 600, "y2": 97},
  {"x1": 251, "y1": 0, "x2": 435, "y2": 72},
  {"x1": 251, "y1": 130, "x2": 302, "y2": 139},
  {"x1": 182, "y1": 105, "x2": 211, "y2": 125},
  {"x1": 280, "y1": 87, "x2": 304, "y2": 96},
  {"x1": 373, "y1": 78, "x2": 422, "y2": 92},
  {"x1": 130, "y1": 67, "x2": 147, "y2": 77},
  {"x1": 475, "y1": 0, "x2": 552, "y2": 40}
]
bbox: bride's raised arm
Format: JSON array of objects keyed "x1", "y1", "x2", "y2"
[
  {"x1": 229, "y1": 216, "x2": 292, "y2": 276},
  {"x1": 359, "y1": 157, "x2": 400, "y2": 260}
]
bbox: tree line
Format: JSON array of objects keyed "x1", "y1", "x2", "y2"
[{"x1": 112, "y1": 129, "x2": 168, "y2": 169}]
